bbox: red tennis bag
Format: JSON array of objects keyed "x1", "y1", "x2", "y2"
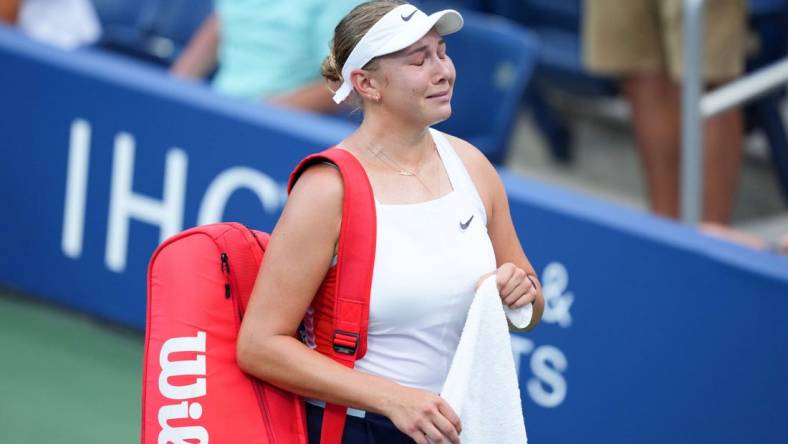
[{"x1": 141, "y1": 149, "x2": 376, "y2": 444}]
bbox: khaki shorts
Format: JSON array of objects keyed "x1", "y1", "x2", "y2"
[{"x1": 583, "y1": 0, "x2": 747, "y2": 82}]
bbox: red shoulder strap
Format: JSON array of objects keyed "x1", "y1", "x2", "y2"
[{"x1": 288, "y1": 147, "x2": 376, "y2": 444}]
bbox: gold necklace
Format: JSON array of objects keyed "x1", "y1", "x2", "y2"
[
  {"x1": 368, "y1": 144, "x2": 440, "y2": 197},
  {"x1": 371, "y1": 147, "x2": 424, "y2": 176}
]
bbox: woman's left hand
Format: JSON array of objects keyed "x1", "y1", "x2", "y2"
[{"x1": 478, "y1": 263, "x2": 539, "y2": 309}]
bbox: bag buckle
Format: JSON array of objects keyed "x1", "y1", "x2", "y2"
[{"x1": 332, "y1": 330, "x2": 359, "y2": 355}]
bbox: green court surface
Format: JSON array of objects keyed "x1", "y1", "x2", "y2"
[{"x1": 0, "y1": 290, "x2": 143, "y2": 443}]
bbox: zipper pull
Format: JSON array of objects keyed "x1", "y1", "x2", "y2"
[
  {"x1": 221, "y1": 253, "x2": 230, "y2": 273},
  {"x1": 220, "y1": 253, "x2": 231, "y2": 299}
]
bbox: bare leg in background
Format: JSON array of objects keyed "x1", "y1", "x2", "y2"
[
  {"x1": 623, "y1": 72, "x2": 681, "y2": 219},
  {"x1": 623, "y1": 72, "x2": 742, "y2": 224},
  {"x1": 702, "y1": 99, "x2": 742, "y2": 224}
]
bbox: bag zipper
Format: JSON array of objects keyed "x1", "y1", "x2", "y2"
[
  {"x1": 220, "y1": 252, "x2": 231, "y2": 299},
  {"x1": 220, "y1": 232, "x2": 276, "y2": 442}
]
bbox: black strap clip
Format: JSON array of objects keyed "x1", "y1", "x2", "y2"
[{"x1": 332, "y1": 330, "x2": 359, "y2": 355}]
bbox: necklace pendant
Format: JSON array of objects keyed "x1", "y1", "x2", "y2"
[{"x1": 399, "y1": 170, "x2": 415, "y2": 176}]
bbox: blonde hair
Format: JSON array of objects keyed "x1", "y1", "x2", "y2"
[{"x1": 321, "y1": 0, "x2": 407, "y2": 102}]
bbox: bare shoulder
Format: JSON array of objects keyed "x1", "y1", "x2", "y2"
[
  {"x1": 290, "y1": 161, "x2": 343, "y2": 196},
  {"x1": 285, "y1": 162, "x2": 344, "y2": 221}
]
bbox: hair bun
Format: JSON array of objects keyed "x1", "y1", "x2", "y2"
[{"x1": 321, "y1": 53, "x2": 342, "y2": 83}]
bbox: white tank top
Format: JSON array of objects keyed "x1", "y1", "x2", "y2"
[{"x1": 353, "y1": 129, "x2": 498, "y2": 393}]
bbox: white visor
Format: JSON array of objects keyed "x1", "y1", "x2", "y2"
[{"x1": 332, "y1": 4, "x2": 464, "y2": 104}]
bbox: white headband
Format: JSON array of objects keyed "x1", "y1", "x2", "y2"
[{"x1": 332, "y1": 4, "x2": 464, "y2": 104}]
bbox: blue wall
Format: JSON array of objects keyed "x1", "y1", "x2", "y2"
[
  {"x1": 2, "y1": 26, "x2": 787, "y2": 443},
  {"x1": 0, "y1": 25, "x2": 354, "y2": 327},
  {"x1": 505, "y1": 177, "x2": 788, "y2": 442}
]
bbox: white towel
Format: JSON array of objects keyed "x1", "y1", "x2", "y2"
[{"x1": 440, "y1": 275, "x2": 530, "y2": 444}]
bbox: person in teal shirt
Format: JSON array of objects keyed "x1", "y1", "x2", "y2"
[{"x1": 171, "y1": 0, "x2": 361, "y2": 113}]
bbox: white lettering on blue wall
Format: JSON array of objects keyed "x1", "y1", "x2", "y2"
[
  {"x1": 509, "y1": 260, "x2": 574, "y2": 408},
  {"x1": 541, "y1": 262, "x2": 574, "y2": 328},
  {"x1": 105, "y1": 132, "x2": 187, "y2": 272},
  {"x1": 62, "y1": 119, "x2": 91, "y2": 259},
  {"x1": 197, "y1": 166, "x2": 284, "y2": 226},
  {"x1": 527, "y1": 345, "x2": 567, "y2": 408},
  {"x1": 61, "y1": 118, "x2": 288, "y2": 273},
  {"x1": 511, "y1": 336, "x2": 568, "y2": 408}
]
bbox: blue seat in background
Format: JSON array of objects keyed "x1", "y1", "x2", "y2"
[
  {"x1": 146, "y1": 0, "x2": 214, "y2": 62},
  {"x1": 417, "y1": 0, "x2": 493, "y2": 13},
  {"x1": 744, "y1": 0, "x2": 788, "y2": 202},
  {"x1": 90, "y1": 0, "x2": 153, "y2": 57},
  {"x1": 487, "y1": 0, "x2": 615, "y2": 163},
  {"x1": 433, "y1": 11, "x2": 540, "y2": 164},
  {"x1": 489, "y1": 0, "x2": 616, "y2": 95},
  {"x1": 90, "y1": 0, "x2": 212, "y2": 65}
]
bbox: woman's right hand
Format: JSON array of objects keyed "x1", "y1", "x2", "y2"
[{"x1": 382, "y1": 385, "x2": 462, "y2": 444}]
